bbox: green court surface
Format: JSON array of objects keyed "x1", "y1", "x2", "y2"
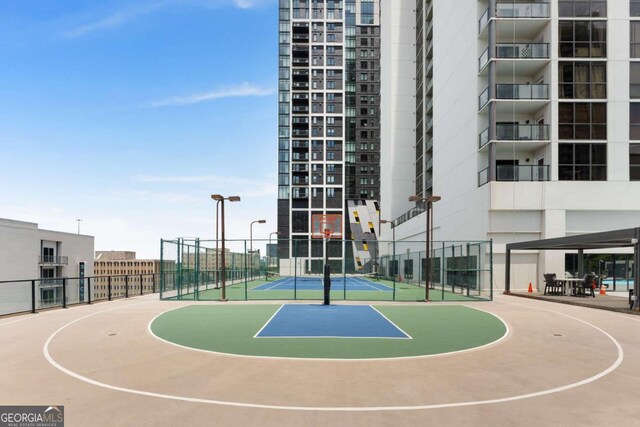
[
  {"x1": 150, "y1": 304, "x2": 507, "y2": 359},
  {"x1": 167, "y1": 278, "x2": 484, "y2": 302}
]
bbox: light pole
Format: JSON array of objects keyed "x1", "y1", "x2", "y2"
[
  {"x1": 250, "y1": 220, "x2": 266, "y2": 280},
  {"x1": 269, "y1": 231, "x2": 280, "y2": 276},
  {"x1": 214, "y1": 199, "x2": 221, "y2": 288},
  {"x1": 211, "y1": 194, "x2": 241, "y2": 301},
  {"x1": 76, "y1": 219, "x2": 83, "y2": 235},
  {"x1": 408, "y1": 195, "x2": 441, "y2": 301}
]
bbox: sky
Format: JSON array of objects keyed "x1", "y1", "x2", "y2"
[{"x1": 0, "y1": 0, "x2": 279, "y2": 258}]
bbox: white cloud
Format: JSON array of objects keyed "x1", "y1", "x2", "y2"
[
  {"x1": 149, "y1": 82, "x2": 275, "y2": 107},
  {"x1": 63, "y1": 0, "x2": 271, "y2": 39},
  {"x1": 64, "y1": 1, "x2": 169, "y2": 39}
]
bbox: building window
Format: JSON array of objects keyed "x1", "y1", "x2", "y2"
[
  {"x1": 632, "y1": 64, "x2": 640, "y2": 98},
  {"x1": 559, "y1": 62, "x2": 606, "y2": 99},
  {"x1": 558, "y1": 0, "x2": 606, "y2": 17},
  {"x1": 558, "y1": 143, "x2": 607, "y2": 181},
  {"x1": 631, "y1": 144, "x2": 640, "y2": 180},
  {"x1": 632, "y1": 22, "x2": 640, "y2": 58},
  {"x1": 630, "y1": 104, "x2": 640, "y2": 139},
  {"x1": 633, "y1": 0, "x2": 640, "y2": 17},
  {"x1": 559, "y1": 102, "x2": 607, "y2": 139},
  {"x1": 559, "y1": 21, "x2": 607, "y2": 58},
  {"x1": 327, "y1": 188, "x2": 335, "y2": 198}
]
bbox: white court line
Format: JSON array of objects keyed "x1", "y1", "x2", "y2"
[
  {"x1": 43, "y1": 302, "x2": 624, "y2": 412},
  {"x1": 368, "y1": 306, "x2": 412, "y2": 339},
  {"x1": 253, "y1": 304, "x2": 285, "y2": 338}
]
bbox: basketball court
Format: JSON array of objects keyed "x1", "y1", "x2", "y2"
[{"x1": 1, "y1": 293, "x2": 639, "y2": 426}]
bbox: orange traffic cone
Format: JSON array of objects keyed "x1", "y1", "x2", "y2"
[
  {"x1": 600, "y1": 283, "x2": 606, "y2": 295},
  {"x1": 528, "y1": 282, "x2": 533, "y2": 293}
]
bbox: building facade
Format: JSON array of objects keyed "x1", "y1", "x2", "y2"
[
  {"x1": 277, "y1": 0, "x2": 382, "y2": 274},
  {"x1": 380, "y1": 0, "x2": 640, "y2": 291},
  {"x1": 94, "y1": 251, "x2": 163, "y2": 299},
  {"x1": 0, "y1": 218, "x2": 94, "y2": 315}
]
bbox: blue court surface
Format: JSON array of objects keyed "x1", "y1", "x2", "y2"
[
  {"x1": 254, "y1": 304, "x2": 411, "y2": 339},
  {"x1": 253, "y1": 276, "x2": 393, "y2": 292}
]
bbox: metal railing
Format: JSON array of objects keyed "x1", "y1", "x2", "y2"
[
  {"x1": 496, "y1": 83, "x2": 549, "y2": 100},
  {"x1": 496, "y1": 164, "x2": 550, "y2": 181},
  {"x1": 39, "y1": 255, "x2": 69, "y2": 265},
  {"x1": 479, "y1": 124, "x2": 550, "y2": 147},
  {"x1": 496, "y1": 2, "x2": 550, "y2": 18},
  {"x1": 0, "y1": 273, "x2": 158, "y2": 317},
  {"x1": 496, "y1": 123, "x2": 549, "y2": 140},
  {"x1": 496, "y1": 43, "x2": 549, "y2": 59}
]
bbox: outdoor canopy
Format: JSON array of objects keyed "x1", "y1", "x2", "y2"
[{"x1": 504, "y1": 227, "x2": 640, "y2": 311}]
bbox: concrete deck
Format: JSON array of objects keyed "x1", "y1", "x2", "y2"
[
  {"x1": 1, "y1": 294, "x2": 639, "y2": 426},
  {"x1": 508, "y1": 290, "x2": 637, "y2": 315}
]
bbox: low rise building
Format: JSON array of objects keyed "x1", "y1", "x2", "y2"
[{"x1": 0, "y1": 218, "x2": 94, "y2": 315}]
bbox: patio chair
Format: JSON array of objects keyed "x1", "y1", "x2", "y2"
[
  {"x1": 543, "y1": 273, "x2": 562, "y2": 295},
  {"x1": 577, "y1": 274, "x2": 597, "y2": 298}
]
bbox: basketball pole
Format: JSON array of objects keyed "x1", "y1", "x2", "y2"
[{"x1": 323, "y1": 228, "x2": 331, "y2": 306}]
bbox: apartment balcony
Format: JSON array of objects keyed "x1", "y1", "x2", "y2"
[
  {"x1": 478, "y1": 165, "x2": 550, "y2": 186},
  {"x1": 480, "y1": 84, "x2": 549, "y2": 114},
  {"x1": 479, "y1": 2, "x2": 550, "y2": 39},
  {"x1": 39, "y1": 255, "x2": 68, "y2": 265},
  {"x1": 479, "y1": 43, "x2": 550, "y2": 75},
  {"x1": 497, "y1": 83, "x2": 549, "y2": 113},
  {"x1": 497, "y1": 164, "x2": 550, "y2": 181},
  {"x1": 292, "y1": 177, "x2": 310, "y2": 185},
  {"x1": 478, "y1": 124, "x2": 550, "y2": 149},
  {"x1": 496, "y1": 83, "x2": 548, "y2": 99}
]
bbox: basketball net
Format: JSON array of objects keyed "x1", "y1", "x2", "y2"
[{"x1": 323, "y1": 228, "x2": 331, "y2": 240}]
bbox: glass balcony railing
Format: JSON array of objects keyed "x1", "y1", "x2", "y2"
[
  {"x1": 496, "y1": 165, "x2": 550, "y2": 181},
  {"x1": 496, "y1": 83, "x2": 549, "y2": 100},
  {"x1": 479, "y1": 87, "x2": 489, "y2": 109},
  {"x1": 479, "y1": 124, "x2": 550, "y2": 147},
  {"x1": 496, "y1": 124, "x2": 549, "y2": 140},
  {"x1": 496, "y1": 2, "x2": 550, "y2": 18},
  {"x1": 479, "y1": 8, "x2": 489, "y2": 33},
  {"x1": 479, "y1": 48, "x2": 490, "y2": 70},
  {"x1": 479, "y1": 128, "x2": 489, "y2": 148},
  {"x1": 496, "y1": 43, "x2": 549, "y2": 59},
  {"x1": 478, "y1": 168, "x2": 489, "y2": 186},
  {"x1": 39, "y1": 255, "x2": 69, "y2": 265}
]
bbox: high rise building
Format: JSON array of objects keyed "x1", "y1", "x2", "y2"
[
  {"x1": 277, "y1": 0, "x2": 381, "y2": 274},
  {"x1": 380, "y1": 1, "x2": 640, "y2": 290}
]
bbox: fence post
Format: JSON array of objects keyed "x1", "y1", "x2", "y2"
[
  {"x1": 31, "y1": 280, "x2": 36, "y2": 314},
  {"x1": 125, "y1": 276, "x2": 129, "y2": 298},
  {"x1": 62, "y1": 278, "x2": 67, "y2": 309},
  {"x1": 87, "y1": 277, "x2": 92, "y2": 304},
  {"x1": 140, "y1": 274, "x2": 143, "y2": 295},
  {"x1": 152, "y1": 273, "x2": 156, "y2": 294},
  {"x1": 108, "y1": 276, "x2": 112, "y2": 301}
]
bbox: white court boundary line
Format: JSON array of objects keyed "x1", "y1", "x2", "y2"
[
  {"x1": 253, "y1": 304, "x2": 412, "y2": 339},
  {"x1": 43, "y1": 302, "x2": 623, "y2": 412}
]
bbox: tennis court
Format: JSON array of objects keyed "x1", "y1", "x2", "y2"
[{"x1": 252, "y1": 275, "x2": 393, "y2": 292}]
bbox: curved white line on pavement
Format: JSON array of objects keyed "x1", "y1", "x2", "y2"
[{"x1": 43, "y1": 303, "x2": 623, "y2": 412}]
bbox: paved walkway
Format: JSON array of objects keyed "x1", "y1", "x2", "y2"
[
  {"x1": 1, "y1": 294, "x2": 639, "y2": 426},
  {"x1": 509, "y1": 290, "x2": 636, "y2": 314}
]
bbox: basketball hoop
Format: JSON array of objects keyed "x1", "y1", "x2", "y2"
[{"x1": 311, "y1": 213, "x2": 343, "y2": 239}]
